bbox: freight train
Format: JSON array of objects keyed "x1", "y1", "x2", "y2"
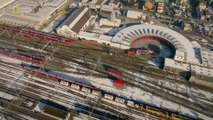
[
  {"x1": 21, "y1": 63, "x2": 200, "y2": 120},
  {"x1": 0, "y1": 25, "x2": 71, "y2": 43},
  {"x1": 100, "y1": 92, "x2": 198, "y2": 120},
  {"x1": 0, "y1": 47, "x2": 45, "y2": 64}
]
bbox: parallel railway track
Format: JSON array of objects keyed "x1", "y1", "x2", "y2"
[
  {"x1": 0, "y1": 31, "x2": 213, "y2": 118},
  {"x1": 0, "y1": 64, "x2": 156, "y2": 120}
]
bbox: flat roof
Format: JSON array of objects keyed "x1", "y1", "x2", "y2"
[
  {"x1": 105, "y1": 0, "x2": 119, "y2": 5},
  {"x1": 191, "y1": 41, "x2": 202, "y2": 48},
  {"x1": 191, "y1": 65, "x2": 213, "y2": 78},
  {"x1": 90, "y1": 0, "x2": 105, "y2": 5},
  {"x1": 0, "y1": 0, "x2": 16, "y2": 10},
  {"x1": 201, "y1": 48, "x2": 213, "y2": 67},
  {"x1": 165, "y1": 58, "x2": 213, "y2": 79},
  {"x1": 126, "y1": 10, "x2": 143, "y2": 19},
  {"x1": 0, "y1": 14, "x2": 39, "y2": 26},
  {"x1": 164, "y1": 58, "x2": 190, "y2": 71}
]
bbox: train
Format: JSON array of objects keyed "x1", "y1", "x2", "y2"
[
  {"x1": 21, "y1": 63, "x2": 96, "y2": 90},
  {"x1": 80, "y1": 39, "x2": 94, "y2": 45},
  {"x1": 101, "y1": 93, "x2": 199, "y2": 120},
  {"x1": 103, "y1": 64, "x2": 123, "y2": 76},
  {"x1": 127, "y1": 48, "x2": 155, "y2": 55},
  {"x1": 0, "y1": 47, "x2": 46, "y2": 65},
  {"x1": 21, "y1": 63, "x2": 199, "y2": 120},
  {"x1": 0, "y1": 25, "x2": 71, "y2": 43}
]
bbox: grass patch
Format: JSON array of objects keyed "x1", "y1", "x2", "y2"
[{"x1": 43, "y1": 105, "x2": 68, "y2": 119}]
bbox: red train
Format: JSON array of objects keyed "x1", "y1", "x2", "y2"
[
  {"x1": 107, "y1": 69, "x2": 123, "y2": 76},
  {"x1": 21, "y1": 63, "x2": 96, "y2": 90},
  {"x1": 0, "y1": 47, "x2": 46, "y2": 65},
  {"x1": 0, "y1": 25, "x2": 72, "y2": 43},
  {"x1": 103, "y1": 64, "x2": 123, "y2": 77},
  {"x1": 80, "y1": 40, "x2": 94, "y2": 45},
  {"x1": 128, "y1": 48, "x2": 155, "y2": 55}
]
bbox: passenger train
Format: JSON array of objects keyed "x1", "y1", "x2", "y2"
[
  {"x1": 0, "y1": 25, "x2": 71, "y2": 43},
  {"x1": 0, "y1": 47, "x2": 46, "y2": 64},
  {"x1": 21, "y1": 63, "x2": 96, "y2": 90},
  {"x1": 21, "y1": 63, "x2": 199, "y2": 120}
]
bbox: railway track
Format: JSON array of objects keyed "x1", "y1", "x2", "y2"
[
  {"x1": 0, "y1": 99, "x2": 58, "y2": 120},
  {"x1": 0, "y1": 64, "x2": 157, "y2": 120},
  {"x1": 0, "y1": 33, "x2": 213, "y2": 118}
]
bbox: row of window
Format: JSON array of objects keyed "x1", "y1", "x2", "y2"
[{"x1": 120, "y1": 28, "x2": 181, "y2": 44}]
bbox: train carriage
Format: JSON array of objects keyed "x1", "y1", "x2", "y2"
[
  {"x1": 82, "y1": 87, "x2": 91, "y2": 93},
  {"x1": 60, "y1": 80, "x2": 69, "y2": 86},
  {"x1": 127, "y1": 100, "x2": 134, "y2": 107},
  {"x1": 0, "y1": 47, "x2": 46, "y2": 65},
  {"x1": 92, "y1": 90, "x2": 100, "y2": 96},
  {"x1": 115, "y1": 97, "x2": 125, "y2": 104},
  {"x1": 71, "y1": 84, "x2": 80, "y2": 90},
  {"x1": 104, "y1": 94, "x2": 114, "y2": 100}
]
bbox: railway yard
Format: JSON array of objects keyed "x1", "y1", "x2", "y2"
[{"x1": 0, "y1": 26, "x2": 213, "y2": 120}]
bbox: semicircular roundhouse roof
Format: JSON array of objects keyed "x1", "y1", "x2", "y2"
[{"x1": 111, "y1": 24, "x2": 195, "y2": 59}]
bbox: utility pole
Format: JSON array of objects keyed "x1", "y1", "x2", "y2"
[{"x1": 88, "y1": 92, "x2": 102, "y2": 120}]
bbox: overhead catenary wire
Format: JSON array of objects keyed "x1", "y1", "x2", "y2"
[{"x1": 0, "y1": 27, "x2": 64, "y2": 120}]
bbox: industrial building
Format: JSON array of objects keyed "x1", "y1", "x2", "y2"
[
  {"x1": 75, "y1": 24, "x2": 213, "y2": 67},
  {"x1": 111, "y1": 24, "x2": 200, "y2": 64},
  {"x1": 88, "y1": 0, "x2": 106, "y2": 9},
  {"x1": 0, "y1": 0, "x2": 69, "y2": 29},
  {"x1": 163, "y1": 58, "x2": 213, "y2": 88},
  {"x1": 163, "y1": 58, "x2": 190, "y2": 75},
  {"x1": 126, "y1": 10, "x2": 146, "y2": 20},
  {"x1": 56, "y1": 7, "x2": 97, "y2": 37}
]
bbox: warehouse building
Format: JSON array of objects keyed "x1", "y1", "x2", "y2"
[
  {"x1": 163, "y1": 58, "x2": 213, "y2": 88},
  {"x1": 189, "y1": 68, "x2": 213, "y2": 88},
  {"x1": 56, "y1": 7, "x2": 97, "y2": 37},
  {"x1": 0, "y1": 0, "x2": 68, "y2": 30}
]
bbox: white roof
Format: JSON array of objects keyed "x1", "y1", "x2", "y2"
[
  {"x1": 0, "y1": 0, "x2": 16, "y2": 10},
  {"x1": 191, "y1": 65, "x2": 213, "y2": 77},
  {"x1": 78, "y1": 31, "x2": 113, "y2": 41},
  {"x1": 126, "y1": 10, "x2": 143, "y2": 19},
  {"x1": 99, "y1": 34, "x2": 113, "y2": 41},
  {"x1": 192, "y1": 41, "x2": 202, "y2": 48},
  {"x1": 201, "y1": 48, "x2": 213, "y2": 67},
  {"x1": 164, "y1": 58, "x2": 190, "y2": 71},
  {"x1": 112, "y1": 24, "x2": 196, "y2": 62},
  {"x1": 79, "y1": 31, "x2": 97, "y2": 38},
  {"x1": 165, "y1": 58, "x2": 213, "y2": 78}
]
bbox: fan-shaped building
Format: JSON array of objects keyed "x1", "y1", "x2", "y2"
[{"x1": 111, "y1": 24, "x2": 199, "y2": 64}]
